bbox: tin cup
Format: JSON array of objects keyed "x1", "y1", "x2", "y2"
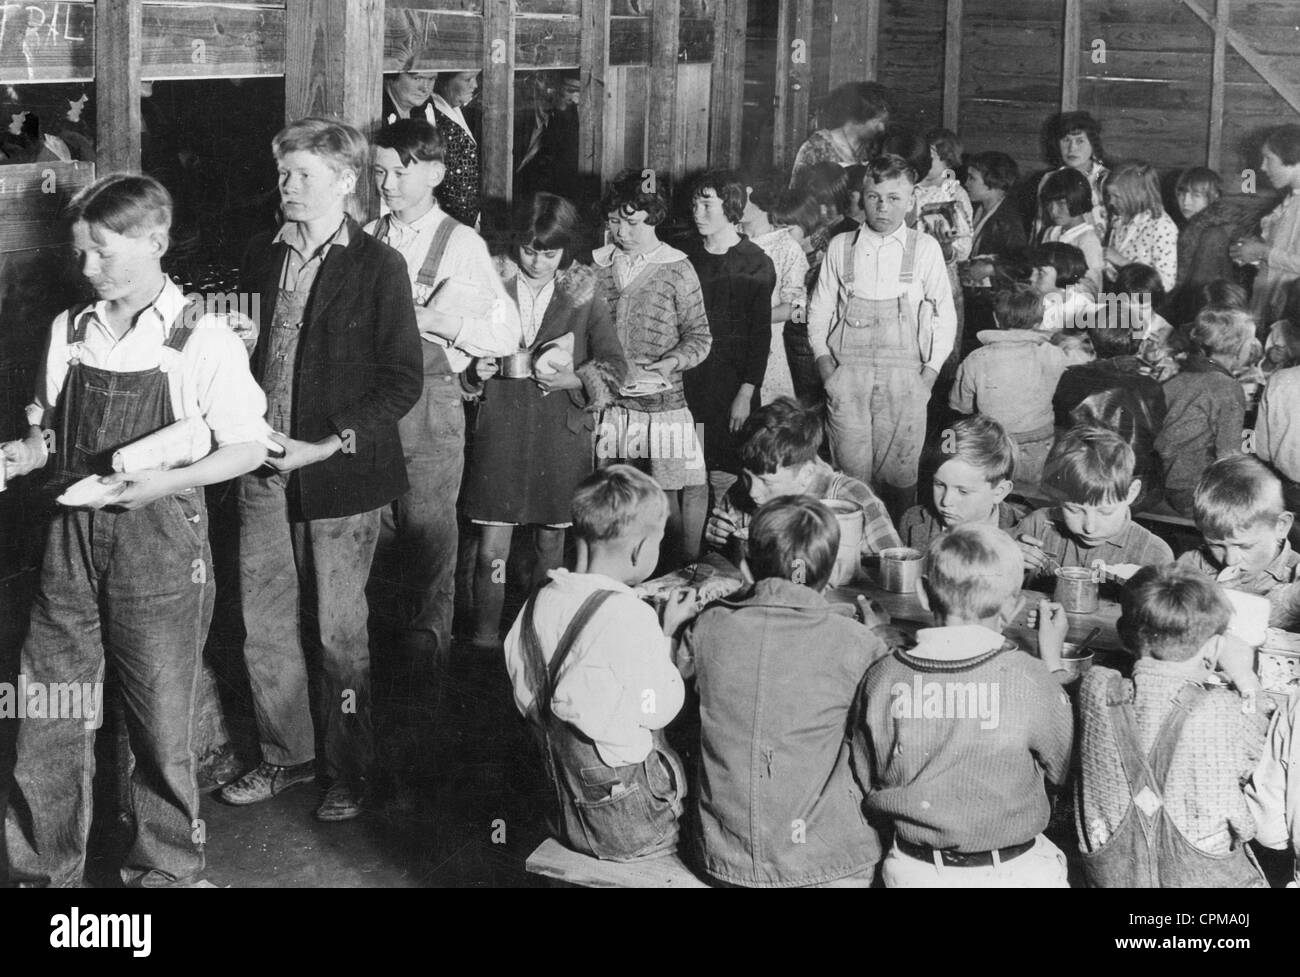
[
  {"x1": 821, "y1": 499, "x2": 865, "y2": 587},
  {"x1": 500, "y1": 350, "x2": 534, "y2": 378},
  {"x1": 879, "y1": 546, "x2": 924, "y2": 594},
  {"x1": 1054, "y1": 566, "x2": 1099, "y2": 614},
  {"x1": 1056, "y1": 641, "x2": 1094, "y2": 682}
]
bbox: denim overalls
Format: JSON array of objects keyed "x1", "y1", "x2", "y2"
[
  {"x1": 823, "y1": 228, "x2": 933, "y2": 513},
  {"x1": 1077, "y1": 678, "x2": 1267, "y2": 888},
  {"x1": 519, "y1": 589, "x2": 685, "y2": 861},
  {"x1": 4, "y1": 305, "x2": 212, "y2": 888}
]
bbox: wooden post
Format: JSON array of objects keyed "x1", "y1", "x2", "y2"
[
  {"x1": 830, "y1": 0, "x2": 878, "y2": 87},
  {"x1": 284, "y1": 0, "x2": 384, "y2": 219},
  {"x1": 647, "y1": 0, "x2": 679, "y2": 182},
  {"x1": 96, "y1": 0, "x2": 142, "y2": 173},
  {"x1": 708, "y1": 0, "x2": 747, "y2": 169},
  {"x1": 579, "y1": 0, "x2": 609, "y2": 187},
  {"x1": 1061, "y1": 0, "x2": 1080, "y2": 112},
  {"x1": 942, "y1": 0, "x2": 962, "y2": 132},
  {"x1": 1208, "y1": 0, "x2": 1229, "y2": 171},
  {"x1": 773, "y1": 0, "x2": 791, "y2": 169},
  {"x1": 790, "y1": 0, "x2": 812, "y2": 156},
  {"x1": 864, "y1": 0, "x2": 880, "y2": 82},
  {"x1": 482, "y1": 0, "x2": 515, "y2": 207}
]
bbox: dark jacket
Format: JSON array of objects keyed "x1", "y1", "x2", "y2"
[
  {"x1": 972, "y1": 198, "x2": 1028, "y2": 261},
  {"x1": 678, "y1": 578, "x2": 888, "y2": 887},
  {"x1": 241, "y1": 217, "x2": 423, "y2": 521},
  {"x1": 1168, "y1": 194, "x2": 1274, "y2": 322}
]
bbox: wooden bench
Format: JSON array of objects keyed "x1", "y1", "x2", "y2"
[{"x1": 526, "y1": 838, "x2": 712, "y2": 888}]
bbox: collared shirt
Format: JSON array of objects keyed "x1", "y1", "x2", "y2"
[
  {"x1": 28, "y1": 277, "x2": 271, "y2": 448},
  {"x1": 273, "y1": 217, "x2": 349, "y2": 297},
  {"x1": 898, "y1": 501, "x2": 1024, "y2": 553},
  {"x1": 516, "y1": 276, "x2": 556, "y2": 347},
  {"x1": 364, "y1": 205, "x2": 520, "y2": 372},
  {"x1": 1177, "y1": 541, "x2": 1300, "y2": 629},
  {"x1": 610, "y1": 242, "x2": 668, "y2": 291},
  {"x1": 430, "y1": 92, "x2": 475, "y2": 142},
  {"x1": 1245, "y1": 688, "x2": 1300, "y2": 886},
  {"x1": 1016, "y1": 507, "x2": 1174, "y2": 577},
  {"x1": 502, "y1": 568, "x2": 685, "y2": 767},
  {"x1": 806, "y1": 222, "x2": 958, "y2": 370}
]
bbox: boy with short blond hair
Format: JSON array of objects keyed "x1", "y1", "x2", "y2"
[
  {"x1": 854, "y1": 524, "x2": 1075, "y2": 887},
  {"x1": 504, "y1": 465, "x2": 689, "y2": 861}
]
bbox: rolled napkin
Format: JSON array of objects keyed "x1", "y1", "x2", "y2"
[{"x1": 111, "y1": 416, "x2": 212, "y2": 473}]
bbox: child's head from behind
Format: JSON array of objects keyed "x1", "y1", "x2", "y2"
[
  {"x1": 738, "y1": 397, "x2": 824, "y2": 505},
  {"x1": 571, "y1": 465, "x2": 669, "y2": 585},
  {"x1": 1042, "y1": 426, "x2": 1140, "y2": 546},
  {"x1": 273, "y1": 118, "x2": 367, "y2": 223},
  {"x1": 1192, "y1": 455, "x2": 1292, "y2": 574},
  {"x1": 797, "y1": 162, "x2": 851, "y2": 224},
  {"x1": 861, "y1": 153, "x2": 917, "y2": 235},
  {"x1": 993, "y1": 283, "x2": 1044, "y2": 331},
  {"x1": 925, "y1": 127, "x2": 962, "y2": 181},
  {"x1": 926, "y1": 415, "x2": 1017, "y2": 531},
  {"x1": 1175, "y1": 166, "x2": 1222, "y2": 220},
  {"x1": 66, "y1": 173, "x2": 173, "y2": 301},
  {"x1": 1191, "y1": 308, "x2": 1256, "y2": 367},
  {"x1": 921, "y1": 524, "x2": 1025, "y2": 628},
  {"x1": 1030, "y1": 242, "x2": 1087, "y2": 293},
  {"x1": 745, "y1": 496, "x2": 840, "y2": 592},
  {"x1": 1118, "y1": 564, "x2": 1231, "y2": 663}
]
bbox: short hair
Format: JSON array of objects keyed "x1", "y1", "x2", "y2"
[
  {"x1": 844, "y1": 163, "x2": 869, "y2": 198},
  {"x1": 923, "y1": 523, "x2": 1024, "y2": 621},
  {"x1": 373, "y1": 117, "x2": 445, "y2": 166},
  {"x1": 1031, "y1": 242, "x2": 1087, "y2": 287},
  {"x1": 926, "y1": 413, "x2": 1018, "y2": 484},
  {"x1": 602, "y1": 169, "x2": 669, "y2": 225},
  {"x1": 876, "y1": 127, "x2": 929, "y2": 184},
  {"x1": 65, "y1": 173, "x2": 172, "y2": 240},
  {"x1": 1086, "y1": 323, "x2": 1135, "y2": 358},
  {"x1": 1039, "y1": 166, "x2": 1093, "y2": 218},
  {"x1": 1190, "y1": 308, "x2": 1255, "y2": 361},
  {"x1": 1192, "y1": 455, "x2": 1287, "y2": 538},
  {"x1": 994, "y1": 284, "x2": 1044, "y2": 331},
  {"x1": 1042, "y1": 425, "x2": 1134, "y2": 505},
  {"x1": 692, "y1": 169, "x2": 747, "y2": 223},
  {"x1": 744, "y1": 170, "x2": 785, "y2": 217},
  {"x1": 819, "y1": 81, "x2": 892, "y2": 130},
  {"x1": 1176, "y1": 166, "x2": 1223, "y2": 201},
  {"x1": 1118, "y1": 563, "x2": 1231, "y2": 662},
  {"x1": 1106, "y1": 159, "x2": 1166, "y2": 220},
  {"x1": 1113, "y1": 262, "x2": 1166, "y2": 311},
  {"x1": 512, "y1": 192, "x2": 581, "y2": 269},
  {"x1": 1052, "y1": 329, "x2": 1094, "y2": 359},
  {"x1": 967, "y1": 151, "x2": 1019, "y2": 193},
  {"x1": 926, "y1": 127, "x2": 962, "y2": 171},
  {"x1": 1046, "y1": 111, "x2": 1105, "y2": 166},
  {"x1": 1198, "y1": 279, "x2": 1248, "y2": 312},
  {"x1": 797, "y1": 162, "x2": 851, "y2": 215},
  {"x1": 1264, "y1": 124, "x2": 1300, "y2": 167},
  {"x1": 746, "y1": 496, "x2": 840, "y2": 591},
  {"x1": 738, "y1": 397, "x2": 823, "y2": 475},
  {"x1": 770, "y1": 188, "x2": 821, "y2": 236},
  {"x1": 273, "y1": 117, "x2": 369, "y2": 178},
  {"x1": 865, "y1": 152, "x2": 918, "y2": 189},
  {"x1": 570, "y1": 465, "x2": 668, "y2": 544}
]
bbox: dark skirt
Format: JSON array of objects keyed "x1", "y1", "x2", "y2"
[{"x1": 462, "y1": 375, "x2": 593, "y2": 526}]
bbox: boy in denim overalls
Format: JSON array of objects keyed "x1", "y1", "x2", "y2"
[
  {"x1": 807, "y1": 154, "x2": 956, "y2": 519},
  {"x1": 0, "y1": 175, "x2": 271, "y2": 887}
]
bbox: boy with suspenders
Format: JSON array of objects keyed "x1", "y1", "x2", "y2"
[{"x1": 807, "y1": 154, "x2": 957, "y2": 520}]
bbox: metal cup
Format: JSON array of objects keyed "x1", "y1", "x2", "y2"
[
  {"x1": 1054, "y1": 566, "x2": 1099, "y2": 613},
  {"x1": 879, "y1": 546, "x2": 924, "y2": 594},
  {"x1": 500, "y1": 350, "x2": 534, "y2": 378}
]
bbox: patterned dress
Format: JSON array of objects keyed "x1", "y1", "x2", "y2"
[{"x1": 432, "y1": 98, "x2": 481, "y2": 229}]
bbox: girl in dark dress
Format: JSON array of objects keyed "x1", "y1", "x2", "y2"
[
  {"x1": 463, "y1": 193, "x2": 628, "y2": 647},
  {"x1": 684, "y1": 171, "x2": 777, "y2": 504}
]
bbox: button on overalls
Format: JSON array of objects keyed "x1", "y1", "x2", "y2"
[
  {"x1": 823, "y1": 229, "x2": 932, "y2": 513},
  {"x1": 4, "y1": 306, "x2": 212, "y2": 888}
]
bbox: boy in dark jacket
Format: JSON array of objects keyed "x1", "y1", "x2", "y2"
[{"x1": 219, "y1": 118, "x2": 423, "y2": 821}]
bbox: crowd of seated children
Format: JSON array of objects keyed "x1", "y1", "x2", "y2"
[
  {"x1": 1017, "y1": 426, "x2": 1173, "y2": 580},
  {"x1": 675, "y1": 496, "x2": 888, "y2": 887},
  {"x1": 1075, "y1": 564, "x2": 1271, "y2": 887},
  {"x1": 853, "y1": 524, "x2": 1075, "y2": 888},
  {"x1": 1103, "y1": 159, "x2": 1178, "y2": 292},
  {"x1": 1176, "y1": 456, "x2": 1300, "y2": 630},
  {"x1": 949, "y1": 284, "x2": 1066, "y2": 484},
  {"x1": 704, "y1": 397, "x2": 901, "y2": 560},
  {"x1": 1155, "y1": 308, "x2": 1255, "y2": 515},
  {"x1": 897, "y1": 415, "x2": 1027, "y2": 551},
  {"x1": 1037, "y1": 168, "x2": 1104, "y2": 297},
  {"x1": 503, "y1": 465, "x2": 689, "y2": 861}
]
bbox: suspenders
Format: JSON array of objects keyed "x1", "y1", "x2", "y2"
[
  {"x1": 375, "y1": 211, "x2": 463, "y2": 295},
  {"x1": 840, "y1": 226, "x2": 917, "y2": 289},
  {"x1": 64, "y1": 299, "x2": 198, "y2": 352}
]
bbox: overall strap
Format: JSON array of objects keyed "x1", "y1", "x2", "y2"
[
  {"x1": 1146, "y1": 682, "x2": 1206, "y2": 792},
  {"x1": 841, "y1": 229, "x2": 858, "y2": 289},
  {"x1": 899, "y1": 229, "x2": 918, "y2": 285},
  {"x1": 164, "y1": 295, "x2": 200, "y2": 352},
  {"x1": 415, "y1": 215, "x2": 463, "y2": 292},
  {"x1": 1104, "y1": 675, "x2": 1160, "y2": 807},
  {"x1": 524, "y1": 589, "x2": 619, "y2": 722},
  {"x1": 64, "y1": 303, "x2": 92, "y2": 345}
]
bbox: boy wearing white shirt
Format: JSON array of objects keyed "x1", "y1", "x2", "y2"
[
  {"x1": 366, "y1": 118, "x2": 519, "y2": 663},
  {"x1": 807, "y1": 154, "x2": 957, "y2": 518},
  {"x1": 1, "y1": 174, "x2": 270, "y2": 887}
]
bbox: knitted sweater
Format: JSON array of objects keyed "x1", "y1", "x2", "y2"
[
  {"x1": 854, "y1": 626, "x2": 1074, "y2": 851},
  {"x1": 592, "y1": 243, "x2": 712, "y2": 413},
  {"x1": 1077, "y1": 661, "x2": 1269, "y2": 855}
]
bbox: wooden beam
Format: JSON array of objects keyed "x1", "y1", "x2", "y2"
[
  {"x1": 646, "y1": 0, "x2": 679, "y2": 181},
  {"x1": 942, "y1": 0, "x2": 962, "y2": 132},
  {"x1": 1179, "y1": 0, "x2": 1300, "y2": 116},
  {"x1": 1208, "y1": 0, "x2": 1228, "y2": 171},
  {"x1": 579, "y1": 0, "x2": 609, "y2": 186},
  {"x1": 1061, "y1": 0, "x2": 1080, "y2": 112},
  {"x1": 773, "y1": 0, "x2": 791, "y2": 170},
  {"x1": 790, "y1": 0, "x2": 812, "y2": 159},
  {"x1": 708, "y1": 0, "x2": 747, "y2": 169},
  {"x1": 482, "y1": 0, "x2": 515, "y2": 206},
  {"x1": 96, "y1": 0, "x2": 142, "y2": 173},
  {"x1": 830, "y1": 0, "x2": 877, "y2": 87}
]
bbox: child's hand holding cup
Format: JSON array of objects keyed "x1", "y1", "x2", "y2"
[{"x1": 1034, "y1": 598, "x2": 1070, "y2": 672}]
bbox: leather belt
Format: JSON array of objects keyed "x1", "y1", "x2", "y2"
[{"x1": 896, "y1": 837, "x2": 1035, "y2": 868}]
